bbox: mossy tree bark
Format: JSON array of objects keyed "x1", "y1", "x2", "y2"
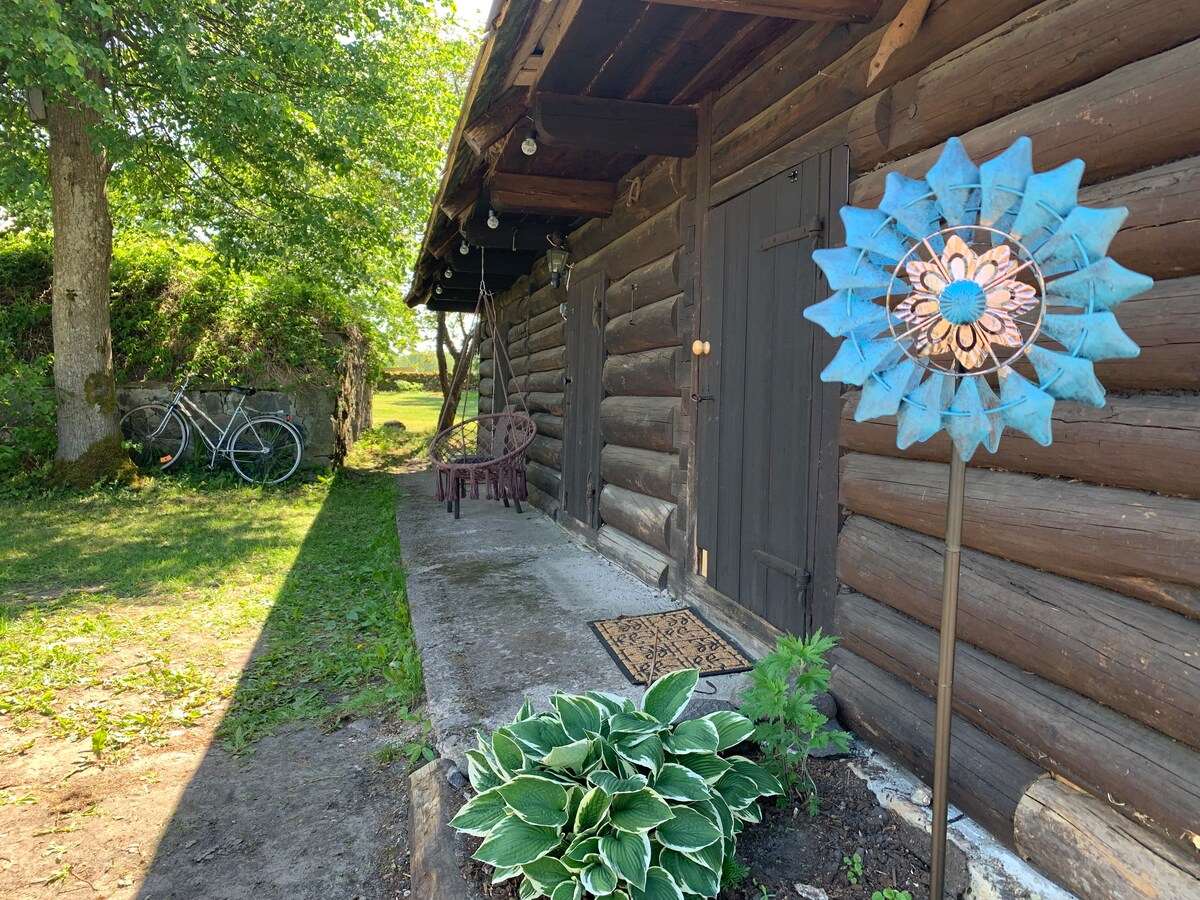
[{"x1": 46, "y1": 99, "x2": 130, "y2": 484}]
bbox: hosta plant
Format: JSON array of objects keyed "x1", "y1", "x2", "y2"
[{"x1": 449, "y1": 669, "x2": 781, "y2": 900}]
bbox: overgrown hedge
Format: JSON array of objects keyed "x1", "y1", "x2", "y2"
[{"x1": 0, "y1": 231, "x2": 383, "y2": 477}]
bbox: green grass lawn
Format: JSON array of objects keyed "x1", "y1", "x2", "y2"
[{"x1": 373, "y1": 389, "x2": 476, "y2": 434}]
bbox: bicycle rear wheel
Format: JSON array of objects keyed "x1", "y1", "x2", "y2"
[
  {"x1": 229, "y1": 417, "x2": 303, "y2": 485},
  {"x1": 120, "y1": 404, "x2": 188, "y2": 470}
]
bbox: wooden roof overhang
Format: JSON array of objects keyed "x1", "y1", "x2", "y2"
[{"x1": 406, "y1": 0, "x2": 882, "y2": 309}]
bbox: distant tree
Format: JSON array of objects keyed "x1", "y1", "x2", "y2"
[{"x1": 0, "y1": 0, "x2": 471, "y2": 484}]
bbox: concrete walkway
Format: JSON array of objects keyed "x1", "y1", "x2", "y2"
[{"x1": 395, "y1": 472, "x2": 749, "y2": 764}]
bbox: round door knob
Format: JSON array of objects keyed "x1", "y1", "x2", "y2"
[{"x1": 691, "y1": 340, "x2": 712, "y2": 356}]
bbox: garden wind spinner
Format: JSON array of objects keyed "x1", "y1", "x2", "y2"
[{"x1": 803, "y1": 136, "x2": 1153, "y2": 900}]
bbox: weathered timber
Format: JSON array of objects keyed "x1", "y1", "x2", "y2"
[
  {"x1": 408, "y1": 760, "x2": 464, "y2": 899},
  {"x1": 478, "y1": 378, "x2": 495, "y2": 398},
  {"x1": 841, "y1": 393, "x2": 1200, "y2": 499},
  {"x1": 1014, "y1": 778, "x2": 1200, "y2": 900},
  {"x1": 510, "y1": 346, "x2": 565, "y2": 377},
  {"x1": 449, "y1": 250, "x2": 537, "y2": 275},
  {"x1": 509, "y1": 369, "x2": 564, "y2": 394},
  {"x1": 527, "y1": 435, "x2": 563, "y2": 469},
  {"x1": 712, "y1": 0, "x2": 1044, "y2": 182},
  {"x1": 596, "y1": 525, "x2": 670, "y2": 590},
  {"x1": 527, "y1": 321, "x2": 567, "y2": 354},
  {"x1": 577, "y1": 201, "x2": 684, "y2": 284},
  {"x1": 525, "y1": 460, "x2": 561, "y2": 498},
  {"x1": 463, "y1": 221, "x2": 563, "y2": 252},
  {"x1": 525, "y1": 392, "x2": 564, "y2": 416},
  {"x1": 600, "y1": 396, "x2": 679, "y2": 453},
  {"x1": 1094, "y1": 276, "x2": 1200, "y2": 390},
  {"x1": 603, "y1": 347, "x2": 682, "y2": 397},
  {"x1": 838, "y1": 516, "x2": 1200, "y2": 748},
  {"x1": 837, "y1": 591, "x2": 1200, "y2": 845},
  {"x1": 598, "y1": 484, "x2": 675, "y2": 555},
  {"x1": 479, "y1": 358, "x2": 494, "y2": 379},
  {"x1": 526, "y1": 482, "x2": 560, "y2": 518},
  {"x1": 838, "y1": 453, "x2": 1200, "y2": 617},
  {"x1": 569, "y1": 160, "x2": 687, "y2": 264},
  {"x1": 645, "y1": 0, "x2": 879, "y2": 19},
  {"x1": 606, "y1": 296, "x2": 681, "y2": 356},
  {"x1": 831, "y1": 649, "x2": 1043, "y2": 844},
  {"x1": 531, "y1": 413, "x2": 563, "y2": 440},
  {"x1": 489, "y1": 174, "x2": 619, "y2": 220},
  {"x1": 477, "y1": 395, "x2": 494, "y2": 415},
  {"x1": 480, "y1": 338, "x2": 494, "y2": 359},
  {"x1": 534, "y1": 92, "x2": 697, "y2": 158},
  {"x1": 605, "y1": 251, "x2": 684, "y2": 318},
  {"x1": 852, "y1": 38, "x2": 1200, "y2": 203},
  {"x1": 850, "y1": 0, "x2": 1200, "y2": 172},
  {"x1": 463, "y1": 85, "x2": 529, "y2": 156},
  {"x1": 601, "y1": 445, "x2": 677, "y2": 502},
  {"x1": 508, "y1": 284, "x2": 565, "y2": 328},
  {"x1": 1080, "y1": 155, "x2": 1200, "y2": 282}
]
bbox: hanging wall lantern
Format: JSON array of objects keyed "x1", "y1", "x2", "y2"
[{"x1": 546, "y1": 243, "x2": 570, "y2": 289}]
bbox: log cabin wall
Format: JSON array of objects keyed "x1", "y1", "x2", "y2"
[{"x1": 694, "y1": 0, "x2": 1200, "y2": 893}]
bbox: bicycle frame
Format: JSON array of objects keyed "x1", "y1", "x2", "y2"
[{"x1": 162, "y1": 375, "x2": 262, "y2": 468}]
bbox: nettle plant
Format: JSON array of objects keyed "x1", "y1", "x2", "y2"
[{"x1": 449, "y1": 669, "x2": 781, "y2": 900}]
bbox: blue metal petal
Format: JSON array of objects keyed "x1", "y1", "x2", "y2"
[
  {"x1": 819, "y1": 338, "x2": 904, "y2": 386},
  {"x1": 803, "y1": 290, "x2": 890, "y2": 339},
  {"x1": 855, "y1": 359, "x2": 921, "y2": 422},
  {"x1": 1027, "y1": 345, "x2": 1106, "y2": 407},
  {"x1": 879, "y1": 173, "x2": 943, "y2": 250},
  {"x1": 1041, "y1": 312, "x2": 1141, "y2": 361},
  {"x1": 946, "y1": 377, "x2": 995, "y2": 461},
  {"x1": 1045, "y1": 258, "x2": 1154, "y2": 311},
  {"x1": 896, "y1": 373, "x2": 953, "y2": 449},
  {"x1": 1009, "y1": 158, "x2": 1084, "y2": 244},
  {"x1": 1033, "y1": 206, "x2": 1127, "y2": 275},
  {"x1": 999, "y1": 369, "x2": 1054, "y2": 446},
  {"x1": 841, "y1": 206, "x2": 912, "y2": 264},
  {"x1": 926, "y1": 138, "x2": 979, "y2": 230},
  {"x1": 977, "y1": 378, "x2": 1004, "y2": 453},
  {"x1": 812, "y1": 246, "x2": 906, "y2": 292},
  {"x1": 979, "y1": 136, "x2": 1033, "y2": 227}
]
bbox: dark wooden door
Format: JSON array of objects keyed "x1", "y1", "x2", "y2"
[
  {"x1": 562, "y1": 270, "x2": 606, "y2": 528},
  {"x1": 695, "y1": 148, "x2": 846, "y2": 635}
]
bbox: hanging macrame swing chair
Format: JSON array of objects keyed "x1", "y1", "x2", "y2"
[{"x1": 429, "y1": 254, "x2": 537, "y2": 519}]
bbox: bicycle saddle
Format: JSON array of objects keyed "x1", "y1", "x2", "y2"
[{"x1": 230, "y1": 386, "x2": 257, "y2": 396}]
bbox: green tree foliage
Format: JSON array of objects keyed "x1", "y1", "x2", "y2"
[{"x1": 0, "y1": 0, "x2": 472, "y2": 345}]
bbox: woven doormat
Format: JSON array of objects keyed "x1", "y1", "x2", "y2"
[{"x1": 589, "y1": 607, "x2": 752, "y2": 685}]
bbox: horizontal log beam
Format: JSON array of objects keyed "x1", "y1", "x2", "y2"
[
  {"x1": 840, "y1": 393, "x2": 1200, "y2": 499},
  {"x1": 527, "y1": 435, "x2": 562, "y2": 470},
  {"x1": 597, "y1": 526, "x2": 669, "y2": 590},
  {"x1": 425, "y1": 298, "x2": 479, "y2": 313},
  {"x1": 525, "y1": 460, "x2": 561, "y2": 498},
  {"x1": 601, "y1": 445, "x2": 677, "y2": 502},
  {"x1": 463, "y1": 85, "x2": 529, "y2": 157},
  {"x1": 600, "y1": 396, "x2": 679, "y2": 453},
  {"x1": 463, "y1": 222, "x2": 561, "y2": 252},
  {"x1": 525, "y1": 392, "x2": 564, "y2": 416},
  {"x1": 603, "y1": 347, "x2": 682, "y2": 397},
  {"x1": 534, "y1": 93, "x2": 698, "y2": 158},
  {"x1": 643, "y1": 0, "x2": 879, "y2": 22},
  {"x1": 598, "y1": 484, "x2": 675, "y2": 555},
  {"x1": 491, "y1": 173, "x2": 617, "y2": 219},
  {"x1": 448, "y1": 251, "x2": 538, "y2": 275},
  {"x1": 838, "y1": 453, "x2": 1200, "y2": 617},
  {"x1": 837, "y1": 516, "x2": 1200, "y2": 748},
  {"x1": 1014, "y1": 778, "x2": 1200, "y2": 900},
  {"x1": 605, "y1": 250, "x2": 684, "y2": 319},
  {"x1": 837, "y1": 591, "x2": 1200, "y2": 846},
  {"x1": 831, "y1": 648, "x2": 1042, "y2": 845},
  {"x1": 531, "y1": 413, "x2": 563, "y2": 440},
  {"x1": 606, "y1": 295, "x2": 681, "y2": 356}
]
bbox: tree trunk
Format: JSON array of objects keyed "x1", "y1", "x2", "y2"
[
  {"x1": 435, "y1": 312, "x2": 451, "y2": 396},
  {"x1": 436, "y1": 323, "x2": 480, "y2": 437},
  {"x1": 46, "y1": 100, "x2": 131, "y2": 486}
]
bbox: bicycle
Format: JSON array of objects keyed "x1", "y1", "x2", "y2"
[{"x1": 119, "y1": 374, "x2": 304, "y2": 485}]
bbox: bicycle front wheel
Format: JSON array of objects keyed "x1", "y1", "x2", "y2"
[
  {"x1": 229, "y1": 417, "x2": 303, "y2": 485},
  {"x1": 120, "y1": 404, "x2": 188, "y2": 471}
]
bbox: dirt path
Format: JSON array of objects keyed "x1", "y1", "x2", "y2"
[{"x1": 0, "y1": 711, "x2": 418, "y2": 899}]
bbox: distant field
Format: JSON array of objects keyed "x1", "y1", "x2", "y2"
[{"x1": 373, "y1": 390, "x2": 477, "y2": 434}]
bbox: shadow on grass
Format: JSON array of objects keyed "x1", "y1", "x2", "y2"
[{"x1": 134, "y1": 467, "x2": 423, "y2": 898}]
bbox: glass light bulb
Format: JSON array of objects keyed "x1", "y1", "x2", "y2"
[
  {"x1": 487, "y1": 209, "x2": 499, "y2": 229},
  {"x1": 444, "y1": 267, "x2": 453, "y2": 279},
  {"x1": 459, "y1": 240, "x2": 470, "y2": 255},
  {"x1": 521, "y1": 135, "x2": 537, "y2": 156}
]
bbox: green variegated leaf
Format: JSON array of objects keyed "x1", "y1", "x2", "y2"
[
  {"x1": 565, "y1": 836, "x2": 601, "y2": 867},
  {"x1": 609, "y1": 712, "x2": 666, "y2": 737},
  {"x1": 629, "y1": 866, "x2": 684, "y2": 900},
  {"x1": 587, "y1": 691, "x2": 632, "y2": 716},
  {"x1": 508, "y1": 717, "x2": 572, "y2": 756},
  {"x1": 682, "y1": 840, "x2": 723, "y2": 874},
  {"x1": 726, "y1": 756, "x2": 783, "y2": 797},
  {"x1": 465, "y1": 748, "x2": 502, "y2": 791},
  {"x1": 663, "y1": 719, "x2": 719, "y2": 755},
  {"x1": 609, "y1": 789, "x2": 674, "y2": 833},
  {"x1": 554, "y1": 694, "x2": 606, "y2": 740},
  {"x1": 615, "y1": 735, "x2": 664, "y2": 775},
  {"x1": 599, "y1": 828, "x2": 651, "y2": 890},
  {"x1": 736, "y1": 801, "x2": 761, "y2": 824},
  {"x1": 588, "y1": 771, "x2": 648, "y2": 795},
  {"x1": 566, "y1": 786, "x2": 584, "y2": 828},
  {"x1": 517, "y1": 698, "x2": 537, "y2": 721},
  {"x1": 474, "y1": 816, "x2": 562, "y2": 868},
  {"x1": 658, "y1": 848, "x2": 720, "y2": 898},
  {"x1": 498, "y1": 775, "x2": 570, "y2": 828},
  {"x1": 673, "y1": 753, "x2": 731, "y2": 784},
  {"x1": 582, "y1": 860, "x2": 618, "y2": 896},
  {"x1": 641, "y1": 670, "x2": 699, "y2": 725},
  {"x1": 543, "y1": 738, "x2": 593, "y2": 771},
  {"x1": 520, "y1": 878, "x2": 540, "y2": 900},
  {"x1": 522, "y1": 855, "x2": 574, "y2": 893},
  {"x1": 492, "y1": 865, "x2": 522, "y2": 884},
  {"x1": 695, "y1": 797, "x2": 734, "y2": 840},
  {"x1": 714, "y1": 772, "x2": 759, "y2": 811},
  {"x1": 698, "y1": 711, "x2": 755, "y2": 752},
  {"x1": 575, "y1": 787, "x2": 612, "y2": 834},
  {"x1": 448, "y1": 787, "x2": 508, "y2": 836},
  {"x1": 651, "y1": 764, "x2": 710, "y2": 802},
  {"x1": 552, "y1": 880, "x2": 585, "y2": 900},
  {"x1": 493, "y1": 730, "x2": 527, "y2": 775},
  {"x1": 654, "y1": 807, "x2": 721, "y2": 853}
]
